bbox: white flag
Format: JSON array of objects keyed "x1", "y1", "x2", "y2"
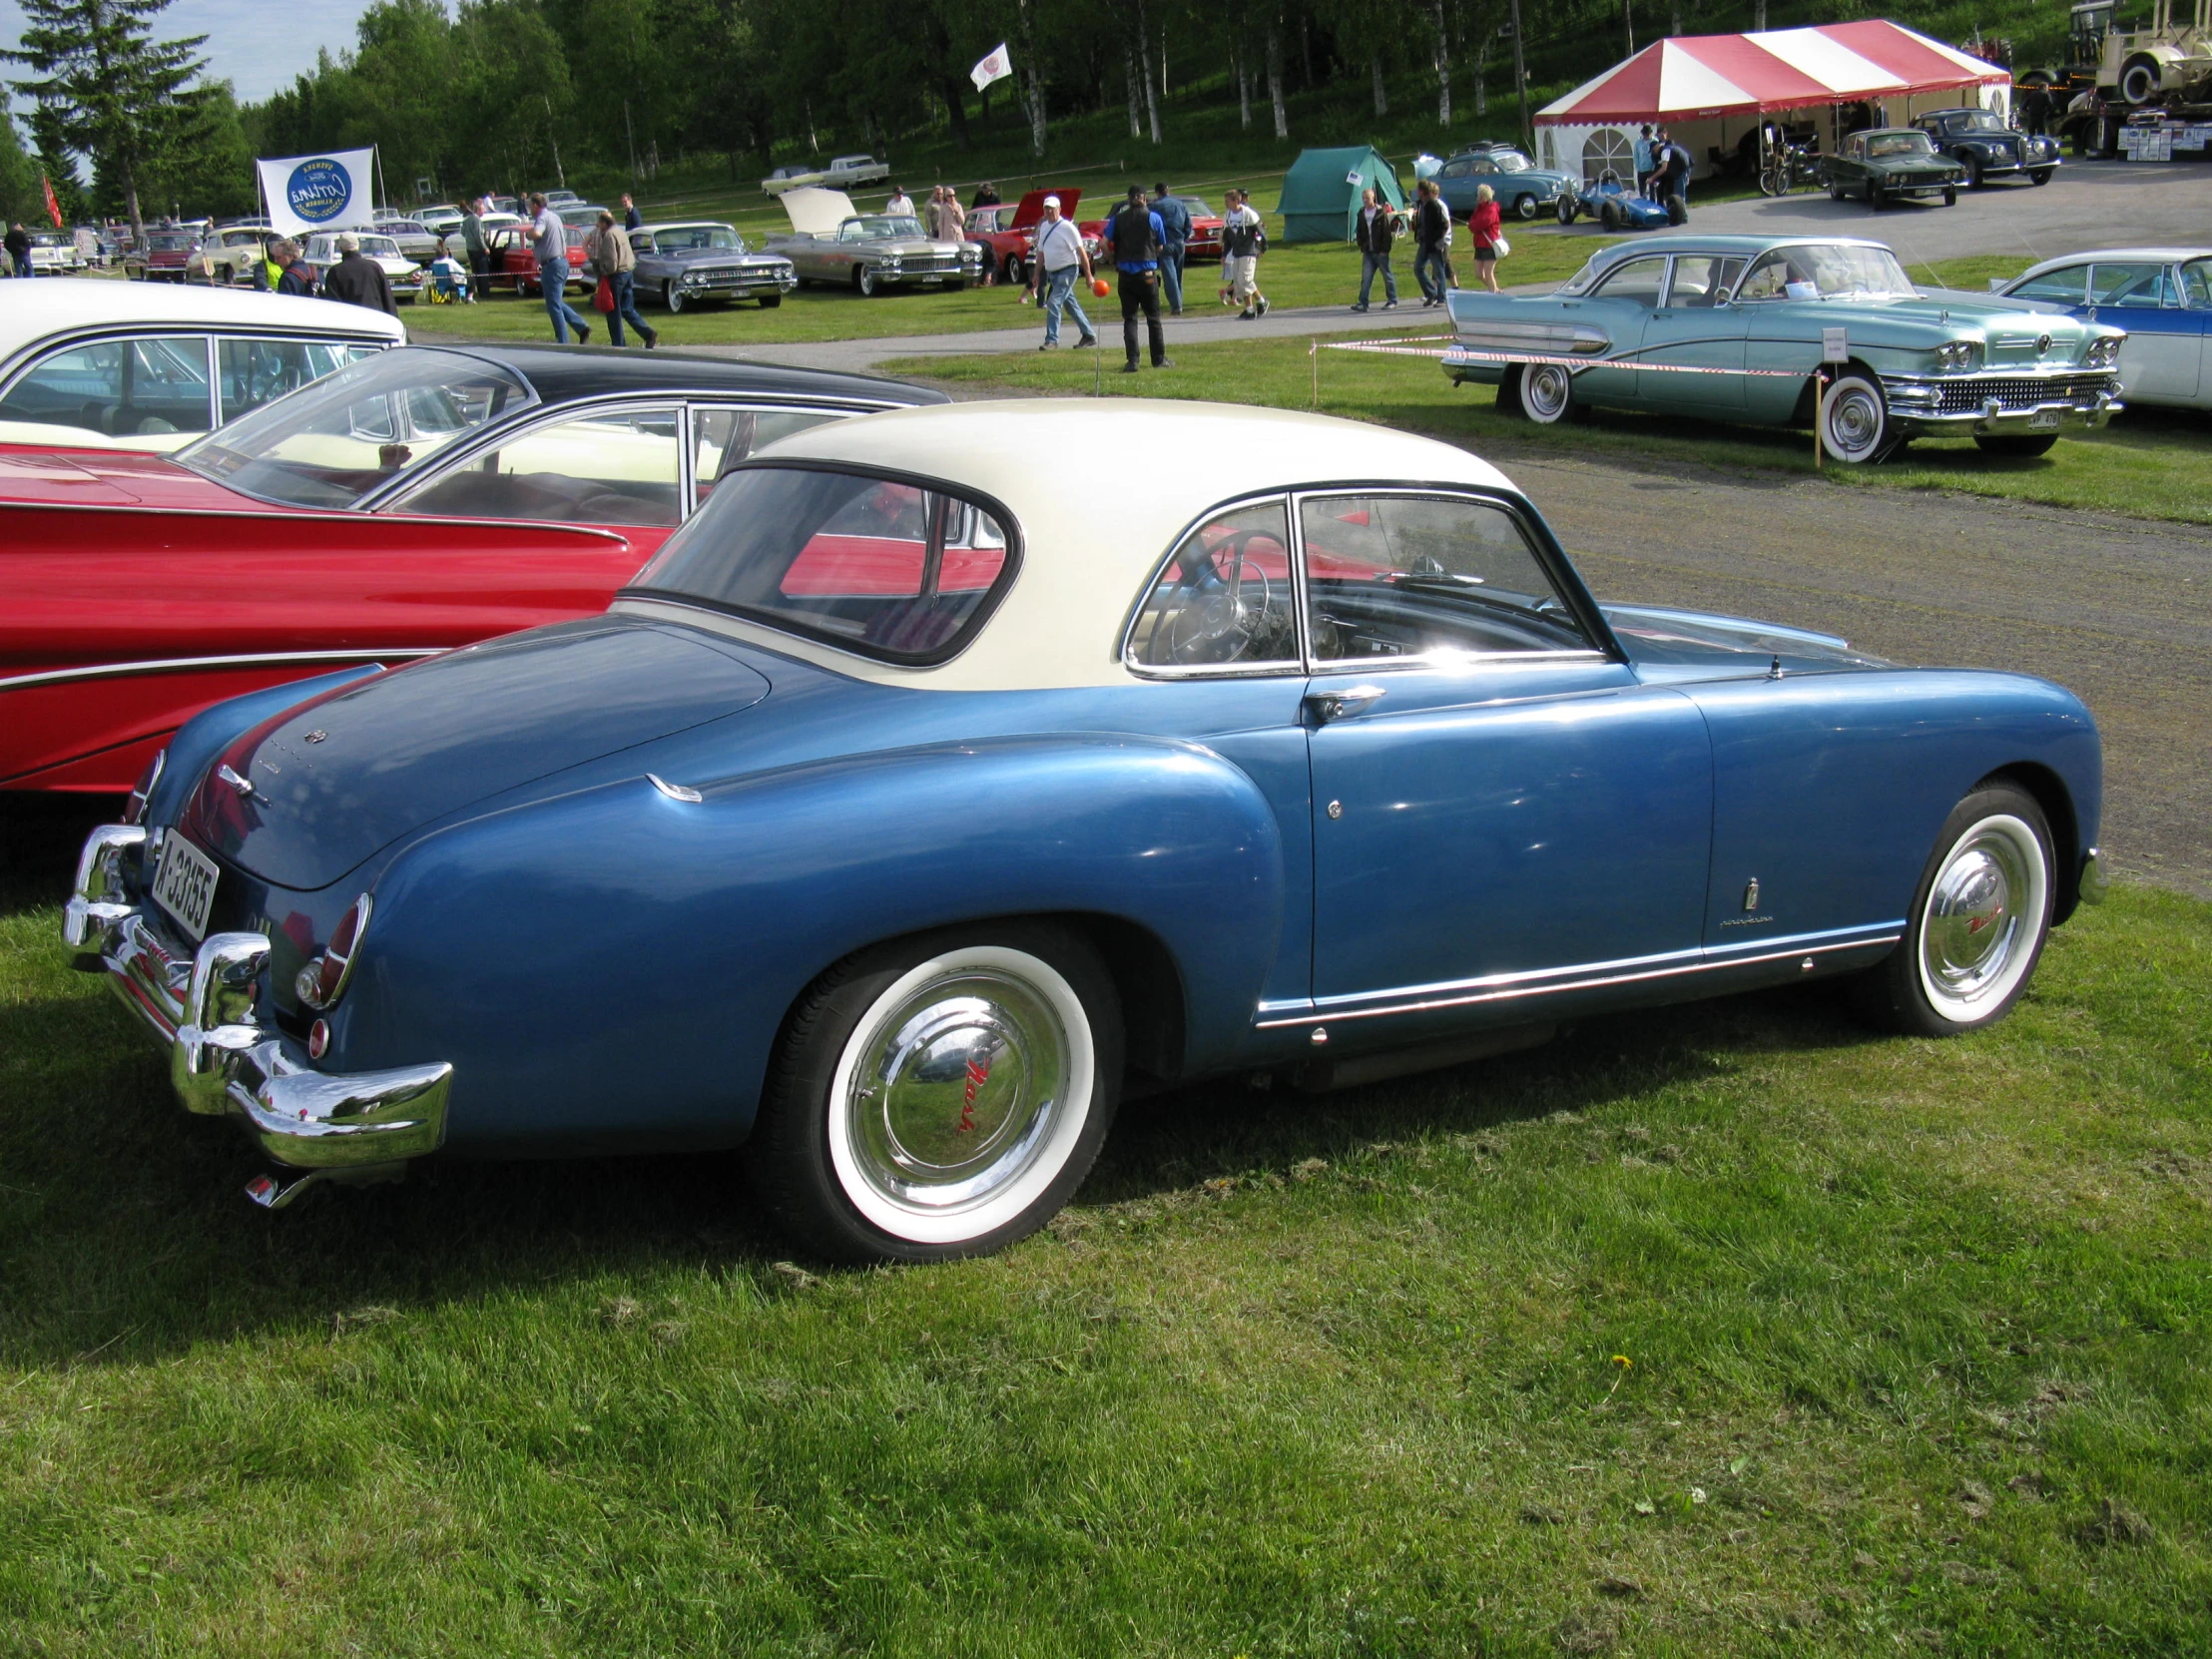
[
  {"x1": 257, "y1": 148, "x2": 378, "y2": 238},
  {"x1": 971, "y1": 43, "x2": 1013, "y2": 91}
]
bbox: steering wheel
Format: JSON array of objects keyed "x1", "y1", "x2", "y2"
[{"x1": 1157, "y1": 531, "x2": 1281, "y2": 665}]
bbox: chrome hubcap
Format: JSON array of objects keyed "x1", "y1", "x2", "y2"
[
  {"x1": 1827, "y1": 386, "x2": 1882, "y2": 458},
  {"x1": 1525, "y1": 365, "x2": 1570, "y2": 421},
  {"x1": 1919, "y1": 816, "x2": 2044, "y2": 1018},
  {"x1": 844, "y1": 965, "x2": 1070, "y2": 1214}
]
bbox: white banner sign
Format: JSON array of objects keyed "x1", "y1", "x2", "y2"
[
  {"x1": 971, "y1": 43, "x2": 1012, "y2": 91},
  {"x1": 256, "y1": 147, "x2": 377, "y2": 238}
]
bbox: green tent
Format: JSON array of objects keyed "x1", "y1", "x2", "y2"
[{"x1": 1275, "y1": 146, "x2": 1405, "y2": 244}]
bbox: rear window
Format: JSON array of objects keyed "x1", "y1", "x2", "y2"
[{"x1": 628, "y1": 464, "x2": 1018, "y2": 666}]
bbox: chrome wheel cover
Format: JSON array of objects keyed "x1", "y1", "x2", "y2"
[
  {"x1": 1824, "y1": 380, "x2": 1885, "y2": 462},
  {"x1": 828, "y1": 945, "x2": 1094, "y2": 1244},
  {"x1": 1523, "y1": 363, "x2": 1572, "y2": 423},
  {"x1": 1917, "y1": 814, "x2": 2047, "y2": 1022}
]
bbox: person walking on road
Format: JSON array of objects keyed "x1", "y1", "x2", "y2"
[
  {"x1": 530, "y1": 192, "x2": 591, "y2": 343},
  {"x1": 1410, "y1": 179, "x2": 1450, "y2": 306},
  {"x1": 322, "y1": 232, "x2": 398, "y2": 313},
  {"x1": 1102, "y1": 186, "x2": 1171, "y2": 373},
  {"x1": 1027, "y1": 195, "x2": 1098, "y2": 350},
  {"x1": 1467, "y1": 184, "x2": 1503, "y2": 294},
  {"x1": 1150, "y1": 183, "x2": 1190, "y2": 315},
  {"x1": 1352, "y1": 187, "x2": 1399, "y2": 312},
  {"x1": 1221, "y1": 188, "x2": 1269, "y2": 320},
  {"x1": 589, "y1": 209, "x2": 657, "y2": 348}
]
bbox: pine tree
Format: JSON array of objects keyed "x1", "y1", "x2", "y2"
[{"x1": 2, "y1": 0, "x2": 209, "y2": 250}]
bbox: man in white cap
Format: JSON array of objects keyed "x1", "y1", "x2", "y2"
[
  {"x1": 1025, "y1": 195, "x2": 1097, "y2": 350},
  {"x1": 320, "y1": 230, "x2": 397, "y2": 314}
]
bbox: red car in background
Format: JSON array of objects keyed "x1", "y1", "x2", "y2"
[
  {"x1": 0, "y1": 343, "x2": 943, "y2": 794},
  {"x1": 961, "y1": 188, "x2": 1081, "y2": 284},
  {"x1": 484, "y1": 222, "x2": 590, "y2": 294},
  {"x1": 1077, "y1": 195, "x2": 1225, "y2": 266},
  {"x1": 124, "y1": 230, "x2": 203, "y2": 282}
]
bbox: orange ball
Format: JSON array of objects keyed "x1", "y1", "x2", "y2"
[{"x1": 1091, "y1": 276, "x2": 1110, "y2": 297}]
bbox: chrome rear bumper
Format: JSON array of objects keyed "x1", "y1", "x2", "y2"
[{"x1": 67, "y1": 825, "x2": 451, "y2": 1200}]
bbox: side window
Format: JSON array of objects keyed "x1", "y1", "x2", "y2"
[
  {"x1": 2010, "y1": 266, "x2": 2087, "y2": 304},
  {"x1": 1736, "y1": 252, "x2": 1816, "y2": 302},
  {"x1": 1125, "y1": 497, "x2": 1298, "y2": 672},
  {"x1": 0, "y1": 336, "x2": 213, "y2": 439},
  {"x1": 218, "y1": 337, "x2": 381, "y2": 422},
  {"x1": 2183, "y1": 260, "x2": 2212, "y2": 307},
  {"x1": 1667, "y1": 256, "x2": 1745, "y2": 307},
  {"x1": 691, "y1": 407, "x2": 839, "y2": 508},
  {"x1": 1302, "y1": 494, "x2": 1590, "y2": 664},
  {"x1": 1439, "y1": 159, "x2": 1470, "y2": 180},
  {"x1": 2090, "y1": 263, "x2": 2172, "y2": 306},
  {"x1": 397, "y1": 405, "x2": 684, "y2": 526},
  {"x1": 1590, "y1": 256, "x2": 1669, "y2": 306}
]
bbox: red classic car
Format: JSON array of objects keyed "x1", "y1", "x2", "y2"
[
  {"x1": 484, "y1": 222, "x2": 590, "y2": 294},
  {"x1": 124, "y1": 230, "x2": 203, "y2": 283},
  {"x1": 962, "y1": 188, "x2": 1081, "y2": 284},
  {"x1": 0, "y1": 343, "x2": 944, "y2": 794},
  {"x1": 1077, "y1": 196, "x2": 1224, "y2": 266}
]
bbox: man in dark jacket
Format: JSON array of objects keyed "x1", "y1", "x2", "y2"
[
  {"x1": 621, "y1": 193, "x2": 642, "y2": 231},
  {"x1": 1352, "y1": 187, "x2": 1399, "y2": 312},
  {"x1": 1409, "y1": 179, "x2": 1450, "y2": 306},
  {"x1": 1150, "y1": 183, "x2": 1191, "y2": 315},
  {"x1": 4, "y1": 223, "x2": 30, "y2": 277},
  {"x1": 271, "y1": 239, "x2": 315, "y2": 296},
  {"x1": 1101, "y1": 186, "x2": 1171, "y2": 374},
  {"x1": 321, "y1": 232, "x2": 398, "y2": 313}
]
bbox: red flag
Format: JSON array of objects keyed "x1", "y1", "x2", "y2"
[{"x1": 41, "y1": 175, "x2": 62, "y2": 229}]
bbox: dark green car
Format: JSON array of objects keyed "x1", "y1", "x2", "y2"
[{"x1": 1818, "y1": 129, "x2": 1963, "y2": 211}]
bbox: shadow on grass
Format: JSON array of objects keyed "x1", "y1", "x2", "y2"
[{"x1": 0, "y1": 930, "x2": 1885, "y2": 1371}]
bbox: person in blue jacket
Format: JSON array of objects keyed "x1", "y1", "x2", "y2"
[{"x1": 1150, "y1": 183, "x2": 1191, "y2": 316}]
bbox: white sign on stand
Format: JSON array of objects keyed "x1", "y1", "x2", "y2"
[{"x1": 1822, "y1": 326, "x2": 1850, "y2": 364}]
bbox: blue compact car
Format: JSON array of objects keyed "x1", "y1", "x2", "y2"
[
  {"x1": 1556, "y1": 173, "x2": 1677, "y2": 230},
  {"x1": 67, "y1": 401, "x2": 2106, "y2": 1262}
]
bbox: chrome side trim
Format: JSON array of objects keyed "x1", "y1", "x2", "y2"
[
  {"x1": 1258, "y1": 924, "x2": 1904, "y2": 1029},
  {"x1": 0, "y1": 649, "x2": 434, "y2": 695}
]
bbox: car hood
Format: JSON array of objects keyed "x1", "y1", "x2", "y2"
[
  {"x1": 184, "y1": 619, "x2": 772, "y2": 890},
  {"x1": 782, "y1": 187, "x2": 857, "y2": 237},
  {"x1": 1868, "y1": 155, "x2": 1961, "y2": 175},
  {"x1": 1603, "y1": 604, "x2": 1890, "y2": 681}
]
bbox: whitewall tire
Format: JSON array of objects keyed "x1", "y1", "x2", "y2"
[
  {"x1": 747, "y1": 924, "x2": 1122, "y2": 1262},
  {"x1": 1519, "y1": 362, "x2": 1574, "y2": 424}
]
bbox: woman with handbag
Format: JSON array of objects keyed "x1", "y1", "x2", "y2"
[
  {"x1": 1468, "y1": 185, "x2": 1505, "y2": 294},
  {"x1": 588, "y1": 210, "x2": 658, "y2": 349}
]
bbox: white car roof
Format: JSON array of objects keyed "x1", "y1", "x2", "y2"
[
  {"x1": 623, "y1": 399, "x2": 1519, "y2": 692},
  {"x1": 2012, "y1": 247, "x2": 2212, "y2": 278},
  {"x1": 0, "y1": 276, "x2": 405, "y2": 367}
]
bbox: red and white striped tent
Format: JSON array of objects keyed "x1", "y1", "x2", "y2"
[{"x1": 1534, "y1": 21, "x2": 2011, "y2": 183}]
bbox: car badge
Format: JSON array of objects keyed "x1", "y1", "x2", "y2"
[
  {"x1": 2036, "y1": 333, "x2": 2051, "y2": 353},
  {"x1": 303, "y1": 730, "x2": 327, "y2": 744}
]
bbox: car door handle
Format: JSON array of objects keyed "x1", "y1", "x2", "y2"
[{"x1": 1305, "y1": 686, "x2": 1387, "y2": 724}]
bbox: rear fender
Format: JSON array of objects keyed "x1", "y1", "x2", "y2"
[{"x1": 340, "y1": 733, "x2": 1286, "y2": 1153}]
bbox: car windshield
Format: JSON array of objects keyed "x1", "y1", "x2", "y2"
[
  {"x1": 1174, "y1": 196, "x2": 1215, "y2": 217},
  {"x1": 380, "y1": 221, "x2": 425, "y2": 235},
  {"x1": 1952, "y1": 111, "x2": 2005, "y2": 131},
  {"x1": 1866, "y1": 132, "x2": 1936, "y2": 158},
  {"x1": 846, "y1": 216, "x2": 922, "y2": 240},
  {"x1": 655, "y1": 225, "x2": 743, "y2": 251},
  {"x1": 1735, "y1": 243, "x2": 1918, "y2": 301},
  {"x1": 356, "y1": 236, "x2": 402, "y2": 258},
  {"x1": 175, "y1": 348, "x2": 536, "y2": 510},
  {"x1": 147, "y1": 234, "x2": 194, "y2": 251},
  {"x1": 628, "y1": 464, "x2": 1016, "y2": 666}
]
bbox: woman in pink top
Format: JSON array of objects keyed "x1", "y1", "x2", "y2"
[{"x1": 1467, "y1": 184, "x2": 1503, "y2": 294}]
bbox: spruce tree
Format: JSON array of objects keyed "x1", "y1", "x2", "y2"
[{"x1": 2, "y1": 0, "x2": 209, "y2": 249}]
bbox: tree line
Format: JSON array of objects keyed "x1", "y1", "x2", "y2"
[{"x1": 3, "y1": 0, "x2": 2055, "y2": 232}]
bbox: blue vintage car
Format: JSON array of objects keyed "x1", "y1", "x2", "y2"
[
  {"x1": 1432, "y1": 145, "x2": 1577, "y2": 222},
  {"x1": 1443, "y1": 234, "x2": 2127, "y2": 461},
  {"x1": 1554, "y1": 173, "x2": 1676, "y2": 230},
  {"x1": 66, "y1": 401, "x2": 2105, "y2": 1262}
]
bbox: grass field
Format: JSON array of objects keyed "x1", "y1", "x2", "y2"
[{"x1": 2, "y1": 837, "x2": 2207, "y2": 1653}]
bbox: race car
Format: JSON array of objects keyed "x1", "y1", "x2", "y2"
[{"x1": 1555, "y1": 174, "x2": 1678, "y2": 230}]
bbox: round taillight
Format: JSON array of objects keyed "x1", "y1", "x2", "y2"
[
  {"x1": 307, "y1": 1018, "x2": 329, "y2": 1059},
  {"x1": 294, "y1": 892, "x2": 372, "y2": 1009}
]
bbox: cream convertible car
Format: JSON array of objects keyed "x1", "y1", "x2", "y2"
[{"x1": 74, "y1": 403, "x2": 2102, "y2": 1260}]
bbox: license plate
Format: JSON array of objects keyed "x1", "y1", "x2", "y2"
[
  {"x1": 919, "y1": 276, "x2": 943, "y2": 285},
  {"x1": 151, "y1": 833, "x2": 220, "y2": 942},
  {"x1": 2029, "y1": 409, "x2": 2062, "y2": 430}
]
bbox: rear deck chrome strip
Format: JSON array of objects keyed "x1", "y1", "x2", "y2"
[{"x1": 0, "y1": 649, "x2": 440, "y2": 694}]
